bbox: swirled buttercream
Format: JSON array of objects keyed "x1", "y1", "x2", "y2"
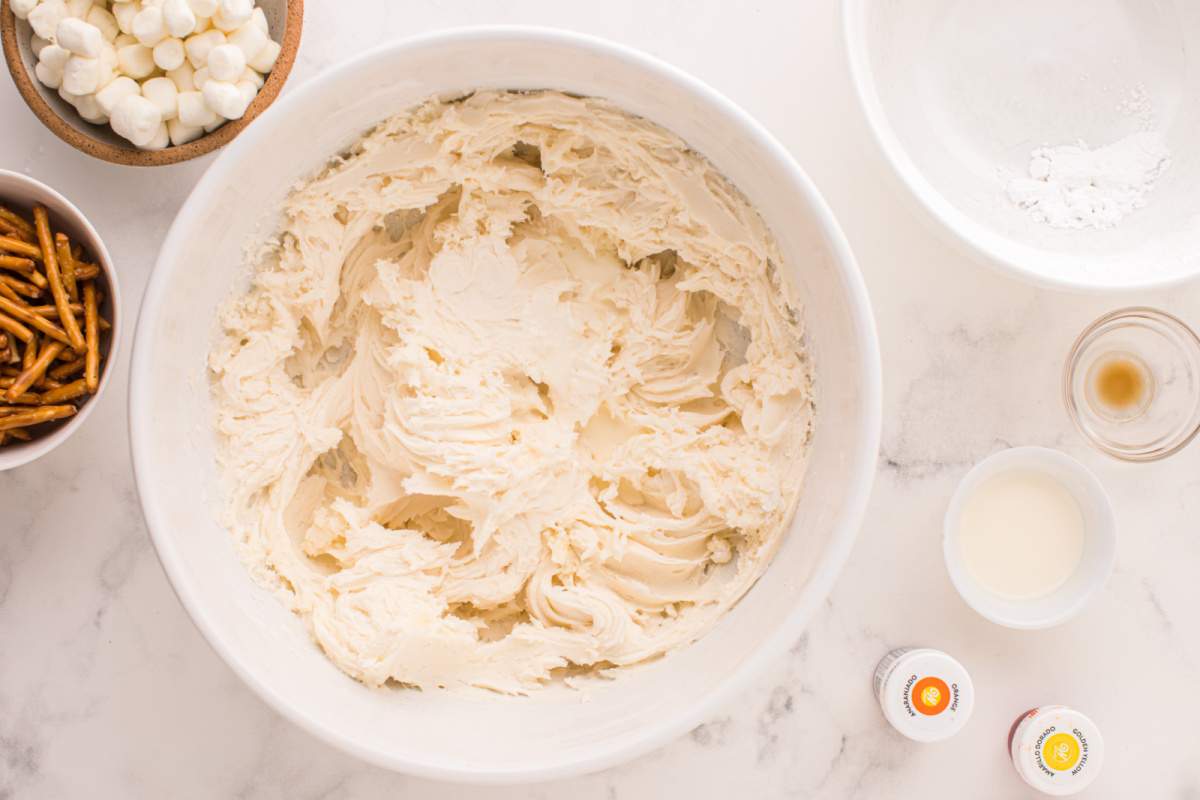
[{"x1": 209, "y1": 90, "x2": 813, "y2": 692}]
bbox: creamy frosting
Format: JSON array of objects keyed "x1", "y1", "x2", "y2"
[{"x1": 209, "y1": 90, "x2": 814, "y2": 693}]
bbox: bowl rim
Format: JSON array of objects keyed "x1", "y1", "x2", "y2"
[
  {"x1": 129, "y1": 24, "x2": 883, "y2": 783},
  {"x1": 941, "y1": 446, "x2": 1117, "y2": 630},
  {"x1": 840, "y1": 0, "x2": 1197, "y2": 294},
  {"x1": 0, "y1": 0, "x2": 304, "y2": 167},
  {"x1": 0, "y1": 168, "x2": 122, "y2": 471}
]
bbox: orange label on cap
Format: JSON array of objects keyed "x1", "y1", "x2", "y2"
[{"x1": 912, "y1": 677, "x2": 950, "y2": 716}]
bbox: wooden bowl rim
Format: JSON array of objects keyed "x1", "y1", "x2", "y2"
[{"x1": 0, "y1": 0, "x2": 303, "y2": 167}]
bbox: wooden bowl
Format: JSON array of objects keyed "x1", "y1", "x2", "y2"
[{"x1": 1, "y1": 0, "x2": 303, "y2": 166}]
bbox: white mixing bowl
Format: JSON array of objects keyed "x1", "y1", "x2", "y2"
[
  {"x1": 844, "y1": 0, "x2": 1200, "y2": 291},
  {"x1": 130, "y1": 27, "x2": 881, "y2": 783}
]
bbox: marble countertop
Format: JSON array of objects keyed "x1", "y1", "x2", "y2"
[{"x1": 3, "y1": 1, "x2": 1199, "y2": 797}]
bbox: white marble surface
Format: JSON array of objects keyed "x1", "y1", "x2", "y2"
[{"x1": 3, "y1": 1, "x2": 1199, "y2": 797}]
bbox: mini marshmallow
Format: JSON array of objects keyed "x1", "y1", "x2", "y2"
[
  {"x1": 192, "y1": 66, "x2": 210, "y2": 89},
  {"x1": 212, "y1": 0, "x2": 251, "y2": 31},
  {"x1": 96, "y1": 40, "x2": 118, "y2": 85},
  {"x1": 184, "y1": 29, "x2": 224, "y2": 67},
  {"x1": 206, "y1": 43, "x2": 244, "y2": 82},
  {"x1": 142, "y1": 75, "x2": 178, "y2": 120},
  {"x1": 177, "y1": 89, "x2": 218, "y2": 127},
  {"x1": 116, "y1": 43, "x2": 155, "y2": 79},
  {"x1": 61, "y1": 55, "x2": 101, "y2": 95},
  {"x1": 58, "y1": 87, "x2": 82, "y2": 107},
  {"x1": 110, "y1": 93, "x2": 161, "y2": 145},
  {"x1": 112, "y1": 3, "x2": 138, "y2": 35},
  {"x1": 30, "y1": 36, "x2": 52, "y2": 57},
  {"x1": 162, "y1": 0, "x2": 196, "y2": 37},
  {"x1": 11, "y1": 0, "x2": 38, "y2": 21},
  {"x1": 28, "y1": 0, "x2": 68, "y2": 42},
  {"x1": 250, "y1": 6, "x2": 267, "y2": 33},
  {"x1": 246, "y1": 38, "x2": 279, "y2": 73},
  {"x1": 132, "y1": 6, "x2": 167, "y2": 46},
  {"x1": 65, "y1": 0, "x2": 93, "y2": 19},
  {"x1": 114, "y1": 33, "x2": 137, "y2": 49},
  {"x1": 85, "y1": 7, "x2": 120, "y2": 42},
  {"x1": 143, "y1": 121, "x2": 170, "y2": 150},
  {"x1": 192, "y1": 15, "x2": 212, "y2": 32},
  {"x1": 74, "y1": 92, "x2": 107, "y2": 124},
  {"x1": 234, "y1": 78, "x2": 255, "y2": 109},
  {"x1": 38, "y1": 44, "x2": 73, "y2": 71},
  {"x1": 226, "y1": 20, "x2": 266, "y2": 62},
  {"x1": 167, "y1": 117, "x2": 203, "y2": 145},
  {"x1": 57, "y1": 18, "x2": 104, "y2": 58},
  {"x1": 204, "y1": 118, "x2": 223, "y2": 133},
  {"x1": 153, "y1": 37, "x2": 185, "y2": 70},
  {"x1": 167, "y1": 61, "x2": 195, "y2": 91},
  {"x1": 187, "y1": 0, "x2": 218, "y2": 16},
  {"x1": 201, "y1": 78, "x2": 246, "y2": 119},
  {"x1": 95, "y1": 74, "x2": 140, "y2": 115},
  {"x1": 238, "y1": 65, "x2": 262, "y2": 89},
  {"x1": 35, "y1": 60, "x2": 64, "y2": 90}
]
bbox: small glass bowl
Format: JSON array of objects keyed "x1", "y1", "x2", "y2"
[{"x1": 1064, "y1": 308, "x2": 1200, "y2": 462}]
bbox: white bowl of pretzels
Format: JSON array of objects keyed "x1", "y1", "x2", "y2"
[{"x1": 0, "y1": 169, "x2": 120, "y2": 471}]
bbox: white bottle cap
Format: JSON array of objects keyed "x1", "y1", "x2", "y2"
[
  {"x1": 1009, "y1": 706, "x2": 1105, "y2": 796},
  {"x1": 873, "y1": 648, "x2": 974, "y2": 742}
]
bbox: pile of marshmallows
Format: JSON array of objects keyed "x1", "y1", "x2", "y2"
[{"x1": 12, "y1": 0, "x2": 281, "y2": 149}]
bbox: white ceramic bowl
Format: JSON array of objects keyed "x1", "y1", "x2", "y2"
[
  {"x1": 943, "y1": 447, "x2": 1116, "y2": 629},
  {"x1": 0, "y1": 169, "x2": 121, "y2": 472},
  {"x1": 843, "y1": 0, "x2": 1200, "y2": 291},
  {"x1": 130, "y1": 27, "x2": 881, "y2": 783}
]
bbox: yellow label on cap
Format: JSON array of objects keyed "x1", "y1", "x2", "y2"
[{"x1": 1042, "y1": 732, "x2": 1081, "y2": 772}]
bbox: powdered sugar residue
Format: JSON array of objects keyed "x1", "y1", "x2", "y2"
[{"x1": 1006, "y1": 132, "x2": 1171, "y2": 230}]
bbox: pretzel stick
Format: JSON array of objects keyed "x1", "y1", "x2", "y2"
[
  {"x1": 0, "y1": 405, "x2": 76, "y2": 431},
  {"x1": 0, "y1": 274, "x2": 41, "y2": 298},
  {"x1": 49, "y1": 356, "x2": 86, "y2": 381},
  {"x1": 30, "y1": 299, "x2": 110, "y2": 330},
  {"x1": 0, "y1": 219, "x2": 28, "y2": 242},
  {"x1": 83, "y1": 282, "x2": 100, "y2": 392},
  {"x1": 0, "y1": 207, "x2": 35, "y2": 240},
  {"x1": 0, "y1": 296, "x2": 70, "y2": 345},
  {"x1": 0, "y1": 235, "x2": 42, "y2": 260},
  {"x1": 6, "y1": 340, "x2": 64, "y2": 401},
  {"x1": 1, "y1": 257, "x2": 47, "y2": 290},
  {"x1": 22, "y1": 334, "x2": 37, "y2": 371},
  {"x1": 54, "y1": 233, "x2": 79, "y2": 302},
  {"x1": 0, "y1": 254, "x2": 37, "y2": 274},
  {"x1": 27, "y1": 303, "x2": 84, "y2": 317},
  {"x1": 33, "y1": 207, "x2": 84, "y2": 351},
  {"x1": 0, "y1": 282, "x2": 21, "y2": 305},
  {"x1": 0, "y1": 310, "x2": 33, "y2": 344},
  {"x1": 5, "y1": 427, "x2": 31, "y2": 441},
  {"x1": 74, "y1": 263, "x2": 100, "y2": 280},
  {"x1": 1, "y1": 393, "x2": 40, "y2": 405},
  {"x1": 41, "y1": 379, "x2": 87, "y2": 404}
]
